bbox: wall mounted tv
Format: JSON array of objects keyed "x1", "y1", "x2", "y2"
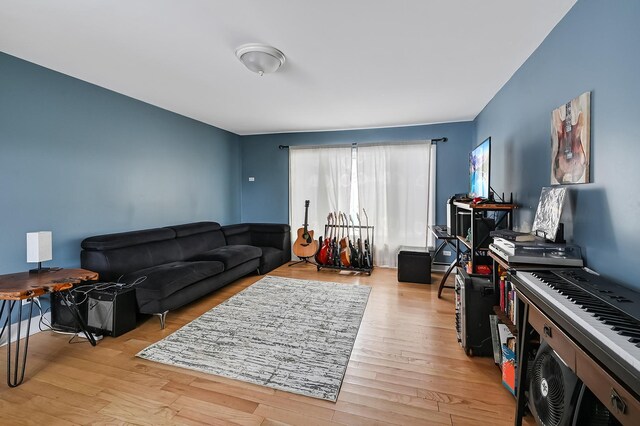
[{"x1": 469, "y1": 137, "x2": 491, "y2": 199}]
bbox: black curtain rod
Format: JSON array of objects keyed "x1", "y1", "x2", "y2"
[{"x1": 278, "y1": 137, "x2": 447, "y2": 150}]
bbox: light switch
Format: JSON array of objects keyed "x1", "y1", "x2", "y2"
[{"x1": 248, "y1": 177, "x2": 255, "y2": 182}]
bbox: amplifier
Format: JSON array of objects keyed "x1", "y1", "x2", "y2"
[
  {"x1": 51, "y1": 291, "x2": 86, "y2": 332},
  {"x1": 86, "y1": 286, "x2": 137, "y2": 337}
]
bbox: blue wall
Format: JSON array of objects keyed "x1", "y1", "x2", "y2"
[
  {"x1": 475, "y1": 0, "x2": 640, "y2": 290},
  {"x1": 240, "y1": 122, "x2": 474, "y2": 231},
  {"x1": 0, "y1": 53, "x2": 242, "y2": 322}
]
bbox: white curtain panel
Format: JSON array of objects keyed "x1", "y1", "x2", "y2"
[
  {"x1": 357, "y1": 143, "x2": 434, "y2": 267},
  {"x1": 428, "y1": 144, "x2": 437, "y2": 249},
  {"x1": 289, "y1": 146, "x2": 353, "y2": 253}
]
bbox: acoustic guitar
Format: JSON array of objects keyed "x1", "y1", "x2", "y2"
[{"x1": 292, "y1": 200, "x2": 319, "y2": 259}]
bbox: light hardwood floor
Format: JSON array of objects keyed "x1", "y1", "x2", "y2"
[{"x1": 0, "y1": 264, "x2": 534, "y2": 425}]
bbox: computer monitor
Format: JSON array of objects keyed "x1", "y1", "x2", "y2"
[{"x1": 469, "y1": 137, "x2": 491, "y2": 198}]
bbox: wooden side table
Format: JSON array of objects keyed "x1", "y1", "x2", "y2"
[{"x1": 0, "y1": 268, "x2": 98, "y2": 387}]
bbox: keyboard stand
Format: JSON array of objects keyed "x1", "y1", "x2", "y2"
[{"x1": 428, "y1": 225, "x2": 458, "y2": 298}]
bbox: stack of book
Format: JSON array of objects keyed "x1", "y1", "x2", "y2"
[{"x1": 499, "y1": 275, "x2": 518, "y2": 326}]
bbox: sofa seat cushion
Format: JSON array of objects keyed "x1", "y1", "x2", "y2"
[
  {"x1": 123, "y1": 261, "x2": 224, "y2": 300},
  {"x1": 257, "y1": 246, "x2": 284, "y2": 274},
  {"x1": 189, "y1": 245, "x2": 262, "y2": 270}
]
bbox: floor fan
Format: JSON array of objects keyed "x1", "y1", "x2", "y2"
[
  {"x1": 528, "y1": 341, "x2": 621, "y2": 426},
  {"x1": 528, "y1": 341, "x2": 581, "y2": 426}
]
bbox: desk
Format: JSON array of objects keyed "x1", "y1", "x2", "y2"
[
  {"x1": 0, "y1": 268, "x2": 98, "y2": 387},
  {"x1": 511, "y1": 271, "x2": 640, "y2": 426}
]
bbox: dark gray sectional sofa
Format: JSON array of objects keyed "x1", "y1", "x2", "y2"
[{"x1": 80, "y1": 222, "x2": 290, "y2": 328}]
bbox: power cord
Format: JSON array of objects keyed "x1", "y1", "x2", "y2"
[{"x1": 70, "y1": 275, "x2": 147, "y2": 306}]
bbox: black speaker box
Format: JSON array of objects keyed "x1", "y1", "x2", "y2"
[
  {"x1": 86, "y1": 286, "x2": 137, "y2": 337},
  {"x1": 455, "y1": 267, "x2": 495, "y2": 356},
  {"x1": 51, "y1": 291, "x2": 86, "y2": 332}
]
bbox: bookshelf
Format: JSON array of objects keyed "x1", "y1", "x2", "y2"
[{"x1": 488, "y1": 249, "x2": 553, "y2": 398}]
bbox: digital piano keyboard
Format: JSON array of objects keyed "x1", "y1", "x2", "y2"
[{"x1": 512, "y1": 268, "x2": 640, "y2": 425}]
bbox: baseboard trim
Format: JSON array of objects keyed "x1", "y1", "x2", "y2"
[{"x1": 0, "y1": 312, "x2": 50, "y2": 347}]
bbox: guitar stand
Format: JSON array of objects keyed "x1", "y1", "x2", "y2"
[{"x1": 288, "y1": 256, "x2": 315, "y2": 267}]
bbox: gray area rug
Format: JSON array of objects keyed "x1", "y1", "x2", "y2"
[{"x1": 137, "y1": 276, "x2": 371, "y2": 401}]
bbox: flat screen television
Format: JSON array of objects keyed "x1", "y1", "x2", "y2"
[{"x1": 469, "y1": 137, "x2": 491, "y2": 198}]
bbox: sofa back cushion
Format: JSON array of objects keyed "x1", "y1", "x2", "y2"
[
  {"x1": 81, "y1": 228, "x2": 174, "y2": 251},
  {"x1": 81, "y1": 228, "x2": 181, "y2": 281},
  {"x1": 169, "y1": 222, "x2": 226, "y2": 260},
  {"x1": 221, "y1": 224, "x2": 252, "y2": 246}
]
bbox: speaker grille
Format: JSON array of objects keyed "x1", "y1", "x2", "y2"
[{"x1": 87, "y1": 299, "x2": 114, "y2": 332}]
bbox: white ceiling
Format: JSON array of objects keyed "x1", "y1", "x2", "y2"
[{"x1": 0, "y1": 1, "x2": 576, "y2": 136}]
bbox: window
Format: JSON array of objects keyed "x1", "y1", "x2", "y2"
[{"x1": 290, "y1": 142, "x2": 436, "y2": 267}]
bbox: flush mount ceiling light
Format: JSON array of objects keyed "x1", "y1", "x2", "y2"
[{"x1": 235, "y1": 43, "x2": 286, "y2": 76}]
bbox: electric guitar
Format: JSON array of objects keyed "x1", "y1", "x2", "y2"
[
  {"x1": 363, "y1": 208, "x2": 372, "y2": 269},
  {"x1": 315, "y1": 213, "x2": 333, "y2": 265},
  {"x1": 356, "y1": 213, "x2": 365, "y2": 267},
  {"x1": 349, "y1": 214, "x2": 360, "y2": 268},
  {"x1": 339, "y1": 212, "x2": 352, "y2": 267},
  {"x1": 332, "y1": 212, "x2": 341, "y2": 266},
  {"x1": 292, "y1": 200, "x2": 319, "y2": 259}
]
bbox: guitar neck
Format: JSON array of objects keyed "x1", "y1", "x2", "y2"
[{"x1": 303, "y1": 204, "x2": 310, "y2": 232}]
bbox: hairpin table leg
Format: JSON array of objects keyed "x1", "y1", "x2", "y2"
[{"x1": 0, "y1": 299, "x2": 34, "y2": 387}]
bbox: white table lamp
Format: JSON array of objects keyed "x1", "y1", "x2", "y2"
[{"x1": 27, "y1": 231, "x2": 52, "y2": 273}]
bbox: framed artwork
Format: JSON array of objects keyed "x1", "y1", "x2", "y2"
[{"x1": 551, "y1": 91, "x2": 591, "y2": 185}]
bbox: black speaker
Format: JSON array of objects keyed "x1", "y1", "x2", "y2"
[
  {"x1": 455, "y1": 267, "x2": 495, "y2": 356},
  {"x1": 51, "y1": 291, "x2": 86, "y2": 332},
  {"x1": 86, "y1": 286, "x2": 137, "y2": 337}
]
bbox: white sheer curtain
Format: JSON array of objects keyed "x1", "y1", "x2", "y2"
[
  {"x1": 357, "y1": 143, "x2": 435, "y2": 267},
  {"x1": 289, "y1": 146, "x2": 352, "y2": 253}
]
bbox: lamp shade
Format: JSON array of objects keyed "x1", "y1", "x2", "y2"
[
  {"x1": 236, "y1": 44, "x2": 286, "y2": 76},
  {"x1": 27, "y1": 231, "x2": 52, "y2": 263}
]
